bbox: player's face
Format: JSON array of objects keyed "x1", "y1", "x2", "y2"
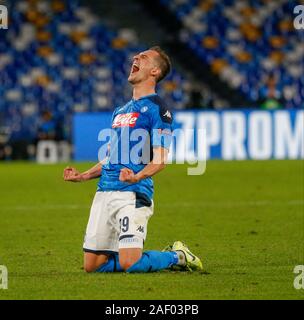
[{"x1": 128, "y1": 50, "x2": 160, "y2": 84}]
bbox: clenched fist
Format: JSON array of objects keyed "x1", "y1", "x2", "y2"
[
  {"x1": 63, "y1": 166, "x2": 84, "y2": 182},
  {"x1": 119, "y1": 168, "x2": 139, "y2": 184}
]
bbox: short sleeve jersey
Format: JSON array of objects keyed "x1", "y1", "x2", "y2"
[{"x1": 97, "y1": 93, "x2": 173, "y2": 199}]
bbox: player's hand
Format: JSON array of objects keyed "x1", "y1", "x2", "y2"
[
  {"x1": 63, "y1": 166, "x2": 84, "y2": 182},
  {"x1": 119, "y1": 168, "x2": 138, "y2": 184}
]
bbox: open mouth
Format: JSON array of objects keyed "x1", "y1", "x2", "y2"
[{"x1": 131, "y1": 64, "x2": 140, "y2": 74}]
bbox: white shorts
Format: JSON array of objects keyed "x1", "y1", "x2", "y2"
[{"x1": 83, "y1": 191, "x2": 154, "y2": 254}]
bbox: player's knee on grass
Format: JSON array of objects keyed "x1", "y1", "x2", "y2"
[
  {"x1": 84, "y1": 263, "x2": 98, "y2": 273},
  {"x1": 84, "y1": 252, "x2": 109, "y2": 273},
  {"x1": 119, "y1": 248, "x2": 142, "y2": 271},
  {"x1": 119, "y1": 258, "x2": 137, "y2": 271}
]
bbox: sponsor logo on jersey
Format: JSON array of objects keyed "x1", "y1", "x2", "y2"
[{"x1": 112, "y1": 113, "x2": 140, "y2": 128}]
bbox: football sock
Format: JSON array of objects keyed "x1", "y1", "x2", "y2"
[
  {"x1": 175, "y1": 250, "x2": 186, "y2": 266},
  {"x1": 95, "y1": 253, "x2": 123, "y2": 273},
  {"x1": 126, "y1": 250, "x2": 178, "y2": 273},
  {"x1": 95, "y1": 251, "x2": 179, "y2": 273}
]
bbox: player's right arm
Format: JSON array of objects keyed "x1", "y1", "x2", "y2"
[
  {"x1": 64, "y1": 110, "x2": 115, "y2": 183},
  {"x1": 63, "y1": 159, "x2": 106, "y2": 183}
]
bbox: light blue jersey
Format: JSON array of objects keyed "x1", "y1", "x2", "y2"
[{"x1": 97, "y1": 94, "x2": 173, "y2": 200}]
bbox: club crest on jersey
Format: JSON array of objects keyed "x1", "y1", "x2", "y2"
[
  {"x1": 112, "y1": 113, "x2": 140, "y2": 128},
  {"x1": 141, "y1": 106, "x2": 148, "y2": 113}
]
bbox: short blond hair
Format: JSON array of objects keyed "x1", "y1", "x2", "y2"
[{"x1": 149, "y1": 46, "x2": 171, "y2": 83}]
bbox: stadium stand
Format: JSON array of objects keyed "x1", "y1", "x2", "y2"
[
  {"x1": 160, "y1": 0, "x2": 304, "y2": 109},
  {"x1": 0, "y1": 0, "x2": 303, "y2": 160},
  {"x1": 0, "y1": 0, "x2": 190, "y2": 159},
  {"x1": 84, "y1": 0, "x2": 231, "y2": 109}
]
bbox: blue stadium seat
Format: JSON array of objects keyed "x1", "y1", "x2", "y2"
[
  {"x1": 161, "y1": 0, "x2": 303, "y2": 109},
  {"x1": 1, "y1": 0, "x2": 190, "y2": 142}
]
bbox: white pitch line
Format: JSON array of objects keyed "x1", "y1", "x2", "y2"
[
  {"x1": 1, "y1": 204, "x2": 90, "y2": 211},
  {"x1": 1, "y1": 200, "x2": 303, "y2": 211},
  {"x1": 159, "y1": 200, "x2": 304, "y2": 208}
]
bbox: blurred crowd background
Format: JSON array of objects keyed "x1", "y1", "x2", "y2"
[{"x1": 0, "y1": 0, "x2": 303, "y2": 160}]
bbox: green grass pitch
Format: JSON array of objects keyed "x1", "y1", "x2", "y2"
[{"x1": 0, "y1": 160, "x2": 303, "y2": 300}]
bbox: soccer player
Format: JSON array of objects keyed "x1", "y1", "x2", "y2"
[{"x1": 63, "y1": 46, "x2": 203, "y2": 273}]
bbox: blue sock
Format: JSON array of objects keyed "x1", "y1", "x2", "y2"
[
  {"x1": 95, "y1": 254, "x2": 123, "y2": 273},
  {"x1": 126, "y1": 251, "x2": 178, "y2": 273}
]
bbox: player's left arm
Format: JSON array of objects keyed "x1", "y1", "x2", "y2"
[{"x1": 119, "y1": 147, "x2": 168, "y2": 183}]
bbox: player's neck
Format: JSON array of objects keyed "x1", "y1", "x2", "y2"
[{"x1": 132, "y1": 82, "x2": 156, "y2": 101}]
